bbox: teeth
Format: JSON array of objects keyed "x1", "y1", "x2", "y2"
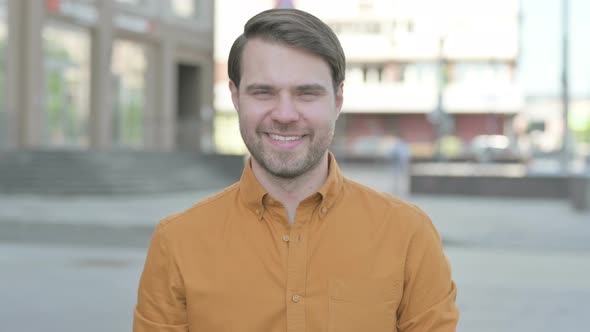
[{"x1": 269, "y1": 134, "x2": 302, "y2": 141}]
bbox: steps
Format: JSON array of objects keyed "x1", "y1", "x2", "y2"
[{"x1": 0, "y1": 150, "x2": 244, "y2": 195}]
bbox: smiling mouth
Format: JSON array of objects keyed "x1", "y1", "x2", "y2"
[{"x1": 268, "y1": 134, "x2": 304, "y2": 142}]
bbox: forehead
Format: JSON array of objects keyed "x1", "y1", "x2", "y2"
[{"x1": 240, "y1": 38, "x2": 333, "y2": 88}]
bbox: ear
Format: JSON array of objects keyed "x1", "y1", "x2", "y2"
[
  {"x1": 229, "y1": 80, "x2": 239, "y2": 112},
  {"x1": 335, "y1": 82, "x2": 344, "y2": 116}
]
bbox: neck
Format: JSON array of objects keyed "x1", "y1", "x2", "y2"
[{"x1": 251, "y1": 153, "x2": 330, "y2": 222}]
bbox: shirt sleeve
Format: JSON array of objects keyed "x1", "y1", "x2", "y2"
[
  {"x1": 397, "y1": 211, "x2": 460, "y2": 332},
  {"x1": 134, "y1": 221, "x2": 189, "y2": 332}
]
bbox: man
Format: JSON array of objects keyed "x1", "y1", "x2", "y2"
[
  {"x1": 389, "y1": 136, "x2": 411, "y2": 196},
  {"x1": 134, "y1": 8, "x2": 459, "y2": 332}
]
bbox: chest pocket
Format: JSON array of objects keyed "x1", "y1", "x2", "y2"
[{"x1": 328, "y1": 277, "x2": 401, "y2": 332}]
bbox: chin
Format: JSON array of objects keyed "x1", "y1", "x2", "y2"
[
  {"x1": 262, "y1": 160, "x2": 307, "y2": 179},
  {"x1": 265, "y1": 154, "x2": 325, "y2": 179}
]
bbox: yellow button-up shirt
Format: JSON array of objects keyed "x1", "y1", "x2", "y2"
[{"x1": 134, "y1": 155, "x2": 459, "y2": 332}]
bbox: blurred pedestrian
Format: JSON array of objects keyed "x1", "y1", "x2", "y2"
[
  {"x1": 134, "y1": 8, "x2": 458, "y2": 332},
  {"x1": 389, "y1": 136, "x2": 411, "y2": 196}
]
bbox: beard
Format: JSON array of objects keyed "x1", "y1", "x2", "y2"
[{"x1": 240, "y1": 122, "x2": 335, "y2": 179}]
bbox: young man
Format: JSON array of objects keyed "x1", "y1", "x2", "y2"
[{"x1": 134, "y1": 8, "x2": 459, "y2": 332}]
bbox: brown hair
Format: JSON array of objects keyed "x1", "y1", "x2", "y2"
[{"x1": 228, "y1": 9, "x2": 346, "y2": 90}]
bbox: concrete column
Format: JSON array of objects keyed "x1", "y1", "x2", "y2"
[
  {"x1": 143, "y1": 42, "x2": 158, "y2": 150},
  {"x1": 2, "y1": 0, "x2": 17, "y2": 149},
  {"x1": 12, "y1": 0, "x2": 44, "y2": 148},
  {"x1": 200, "y1": 57, "x2": 215, "y2": 153},
  {"x1": 89, "y1": 0, "x2": 114, "y2": 150}
]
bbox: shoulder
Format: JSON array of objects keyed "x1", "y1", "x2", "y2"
[
  {"x1": 341, "y1": 177, "x2": 434, "y2": 233},
  {"x1": 158, "y1": 182, "x2": 240, "y2": 233}
]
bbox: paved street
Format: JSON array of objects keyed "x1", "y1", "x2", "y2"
[
  {"x1": 448, "y1": 247, "x2": 590, "y2": 331},
  {"x1": 2, "y1": 242, "x2": 589, "y2": 332},
  {"x1": 1, "y1": 244, "x2": 145, "y2": 332},
  {"x1": 1, "y1": 162, "x2": 589, "y2": 331}
]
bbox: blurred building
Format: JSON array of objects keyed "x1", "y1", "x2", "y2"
[
  {"x1": 0, "y1": 0, "x2": 214, "y2": 152},
  {"x1": 213, "y1": 0, "x2": 523, "y2": 158},
  {"x1": 520, "y1": 96, "x2": 590, "y2": 154}
]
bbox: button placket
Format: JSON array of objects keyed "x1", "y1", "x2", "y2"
[{"x1": 285, "y1": 223, "x2": 309, "y2": 332}]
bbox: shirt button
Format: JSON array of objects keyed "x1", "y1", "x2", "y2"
[
  {"x1": 291, "y1": 295, "x2": 302, "y2": 303},
  {"x1": 282, "y1": 235, "x2": 290, "y2": 242},
  {"x1": 321, "y1": 207, "x2": 328, "y2": 213}
]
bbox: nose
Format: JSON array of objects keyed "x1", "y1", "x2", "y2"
[{"x1": 270, "y1": 93, "x2": 300, "y2": 123}]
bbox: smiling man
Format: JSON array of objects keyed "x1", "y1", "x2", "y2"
[{"x1": 134, "y1": 8, "x2": 459, "y2": 332}]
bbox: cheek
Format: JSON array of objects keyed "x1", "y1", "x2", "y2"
[
  {"x1": 240, "y1": 116, "x2": 273, "y2": 140},
  {"x1": 239, "y1": 100, "x2": 274, "y2": 121},
  {"x1": 240, "y1": 116, "x2": 259, "y2": 134},
  {"x1": 304, "y1": 104, "x2": 339, "y2": 127}
]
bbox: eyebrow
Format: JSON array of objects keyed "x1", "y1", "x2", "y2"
[
  {"x1": 244, "y1": 83, "x2": 329, "y2": 94},
  {"x1": 294, "y1": 84, "x2": 328, "y2": 94},
  {"x1": 245, "y1": 84, "x2": 274, "y2": 93}
]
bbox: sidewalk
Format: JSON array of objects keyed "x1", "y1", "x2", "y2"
[
  {"x1": 2, "y1": 163, "x2": 590, "y2": 332},
  {"x1": 1, "y1": 163, "x2": 589, "y2": 252}
]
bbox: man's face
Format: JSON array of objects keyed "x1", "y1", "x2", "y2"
[{"x1": 230, "y1": 38, "x2": 343, "y2": 179}]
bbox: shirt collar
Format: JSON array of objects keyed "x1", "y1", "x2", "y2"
[
  {"x1": 238, "y1": 152, "x2": 344, "y2": 219},
  {"x1": 316, "y1": 152, "x2": 344, "y2": 216}
]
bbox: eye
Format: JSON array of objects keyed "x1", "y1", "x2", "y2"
[
  {"x1": 298, "y1": 90, "x2": 321, "y2": 100},
  {"x1": 251, "y1": 90, "x2": 274, "y2": 99},
  {"x1": 301, "y1": 91, "x2": 319, "y2": 96},
  {"x1": 298, "y1": 89, "x2": 321, "y2": 96}
]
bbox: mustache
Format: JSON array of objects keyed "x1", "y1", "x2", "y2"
[{"x1": 258, "y1": 123, "x2": 306, "y2": 133}]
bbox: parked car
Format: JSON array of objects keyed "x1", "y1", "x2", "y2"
[
  {"x1": 347, "y1": 136, "x2": 394, "y2": 160},
  {"x1": 468, "y1": 135, "x2": 523, "y2": 163}
]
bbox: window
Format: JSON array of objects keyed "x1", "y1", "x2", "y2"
[
  {"x1": 402, "y1": 63, "x2": 437, "y2": 86},
  {"x1": 329, "y1": 22, "x2": 380, "y2": 34},
  {"x1": 115, "y1": 0, "x2": 156, "y2": 15},
  {"x1": 363, "y1": 66, "x2": 383, "y2": 83},
  {"x1": 381, "y1": 64, "x2": 398, "y2": 83},
  {"x1": 117, "y1": 0, "x2": 151, "y2": 6},
  {"x1": 391, "y1": 20, "x2": 415, "y2": 36},
  {"x1": 43, "y1": 23, "x2": 91, "y2": 148},
  {"x1": 345, "y1": 65, "x2": 364, "y2": 84},
  {"x1": 169, "y1": 0, "x2": 199, "y2": 19},
  {"x1": 358, "y1": 0, "x2": 373, "y2": 12},
  {"x1": 111, "y1": 39, "x2": 148, "y2": 148},
  {"x1": 329, "y1": 23, "x2": 341, "y2": 34},
  {"x1": 453, "y1": 62, "x2": 512, "y2": 85},
  {"x1": 407, "y1": 21, "x2": 414, "y2": 33}
]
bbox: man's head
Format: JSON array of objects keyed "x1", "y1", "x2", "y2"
[
  {"x1": 228, "y1": 9, "x2": 346, "y2": 180},
  {"x1": 228, "y1": 9, "x2": 346, "y2": 92}
]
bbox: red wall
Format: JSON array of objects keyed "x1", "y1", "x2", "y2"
[
  {"x1": 395, "y1": 114, "x2": 435, "y2": 143},
  {"x1": 339, "y1": 113, "x2": 505, "y2": 144},
  {"x1": 455, "y1": 114, "x2": 504, "y2": 142}
]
